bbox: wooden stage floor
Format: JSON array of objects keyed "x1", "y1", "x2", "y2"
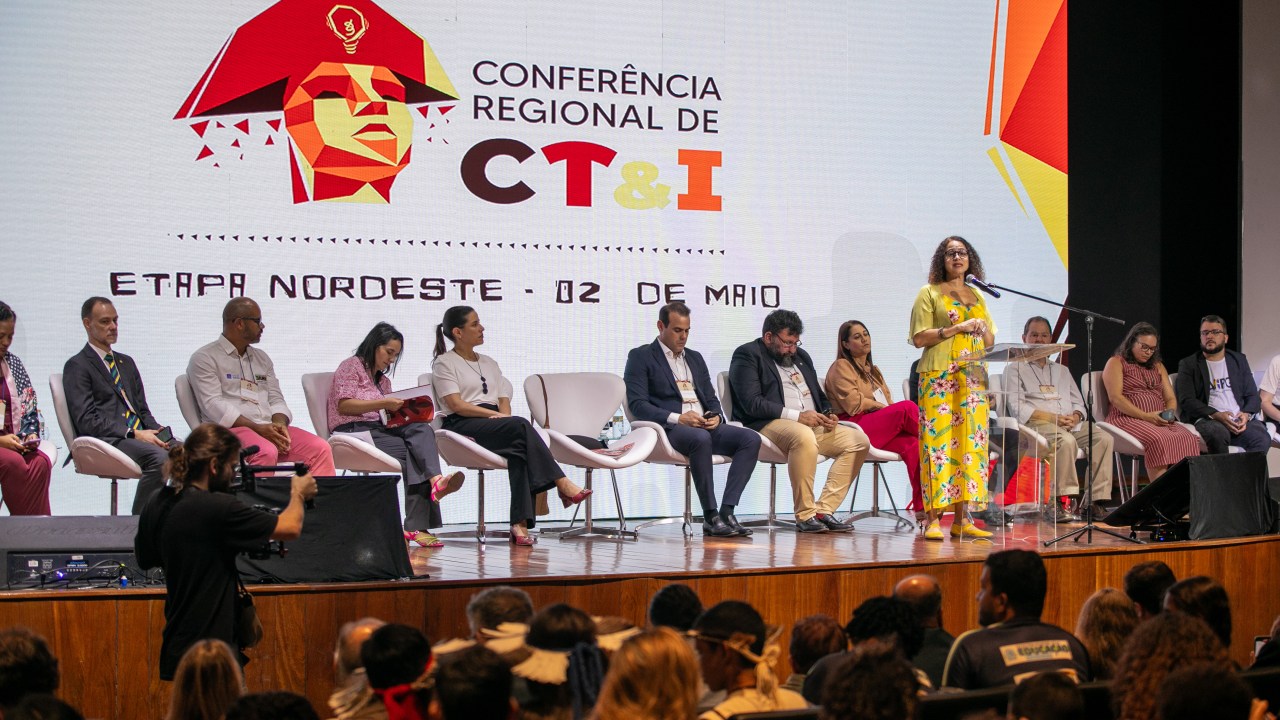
[{"x1": 2, "y1": 514, "x2": 1277, "y2": 720}]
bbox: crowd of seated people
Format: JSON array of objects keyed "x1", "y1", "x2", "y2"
[{"x1": 3, "y1": 551, "x2": 1277, "y2": 720}]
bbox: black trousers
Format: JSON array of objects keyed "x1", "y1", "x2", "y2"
[
  {"x1": 442, "y1": 413, "x2": 565, "y2": 526},
  {"x1": 335, "y1": 421, "x2": 444, "y2": 530},
  {"x1": 113, "y1": 437, "x2": 173, "y2": 515},
  {"x1": 1193, "y1": 417, "x2": 1271, "y2": 455},
  {"x1": 664, "y1": 422, "x2": 760, "y2": 515}
]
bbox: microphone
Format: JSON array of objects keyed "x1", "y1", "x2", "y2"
[
  {"x1": 240, "y1": 445, "x2": 260, "y2": 457},
  {"x1": 965, "y1": 274, "x2": 1001, "y2": 298}
]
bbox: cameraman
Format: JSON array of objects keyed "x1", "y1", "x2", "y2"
[{"x1": 134, "y1": 423, "x2": 318, "y2": 681}]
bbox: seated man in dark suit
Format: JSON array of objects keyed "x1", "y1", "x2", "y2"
[
  {"x1": 624, "y1": 302, "x2": 761, "y2": 537},
  {"x1": 1174, "y1": 314, "x2": 1270, "y2": 454},
  {"x1": 63, "y1": 297, "x2": 177, "y2": 513},
  {"x1": 728, "y1": 309, "x2": 869, "y2": 533}
]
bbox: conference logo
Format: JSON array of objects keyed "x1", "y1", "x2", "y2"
[{"x1": 175, "y1": 0, "x2": 458, "y2": 204}]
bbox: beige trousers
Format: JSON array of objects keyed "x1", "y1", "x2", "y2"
[
  {"x1": 760, "y1": 420, "x2": 869, "y2": 520},
  {"x1": 1024, "y1": 420, "x2": 1115, "y2": 501}
]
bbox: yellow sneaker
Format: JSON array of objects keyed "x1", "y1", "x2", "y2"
[
  {"x1": 951, "y1": 519, "x2": 994, "y2": 539},
  {"x1": 923, "y1": 521, "x2": 944, "y2": 540}
]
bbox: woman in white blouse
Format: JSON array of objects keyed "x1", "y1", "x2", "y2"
[{"x1": 431, "y1": 306, "x2": 590, "y2": 546}]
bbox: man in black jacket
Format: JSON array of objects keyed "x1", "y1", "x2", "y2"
[
  {"x1": 1174, "y1": 315, "x2": 1269, "y2": 454},
  {"x1": 727, "y1": 310, "x2": 869, "y2": 533},
  {"x1": 63, "y1": 297, "x2": 179, "y2": 513}
]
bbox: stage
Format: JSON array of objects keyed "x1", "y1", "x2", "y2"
[{"x1": 1, "y1": 515, "x2": 1277, "y2": 720}]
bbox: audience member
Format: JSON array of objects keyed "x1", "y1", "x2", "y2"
[
  {"x1": 1163, "y1": 575, "x2": 1233, "y2": 650},
  {"x1": 942, "y1": 550, "x2": 1089, "y2": 689},
  {"x1": 1155, "y1": 663, "x2": 1265, "y2": 720},
  {"x1": 1122, "y1": 560, "x2": 1177, "y2": 621},
  {"x1": 823, "y1": 319, "x2": 924, "y2": 512},
  {"x1": 362, "y1": 624, "x2": 434, "y2": 720},
  {"x1": 819, "y1": 645, "x2": 920, "y2": 720},
  {"x1": 1174, "y1": 315, "x2": 1270, "y2": 454},
  {"x1": 329, "y1": 617, "x2": 388, "y2": 720},
  {"x1": 1110, "y1": 612, "x2": 1231, "y2": 720},
  {"x1": 1006, "y1": 671, "x2": 1083, "y2": 720},
  {"x1": 803, "y1": 596, "x2": 925, "y2": 703},
  {"x1": 785, "y1": 615, "x2": 845, "y2": 695},
  {"x1": 692, "y1": 600, "x2": 806, "y2": 719},
  {"x1": 186, "y1": 297, "x2": 335, "y2": 474},
  {"x1": 0, "y1": 627, "x2": 59, "y2": 714},
  {"x1": 625, "y1": 302, "x2": 761, "y2": 537},
  {"x1": 165, "y1": 639, "x2": 244, "y2": 720},
  {"x1": 224, "y1": 691, "x2": 321, "y2": 720},
  {"x1": 430, "y1": 645, "x2": 516, "y2": 720},
  {"x1": 1102, "y1": 322, "x2": 1199, "y2": 479},
  {"x1": 466, "y1": 586, "x2": 534, "y2": 652},
  {"x1": 1005, "y1": 316, "x2": 1115, "y2": 521},
  {"x1": 7, "y1": 695, "x2": 84, "y2": 720},
  {"x1": 647, "y1": 583, "x2": 703, "y2": 632},
  {"x1": 728, "y1": 309, "x2": 870, "y2": 533},
  {"x1": 511, "y1": 603, "x2": 605, "y2": 720},
  {"x1": 893, "y1": 574, "x2": 955, "y2": 688},
  {"x1": 63, "y1": 296, "x2": 178, "y2": 514},
  {"x1": 591, "y1": 627, "x2": 699, "y2": 720},
  {"x1": 0, "y1": 301, "x2": 53, "y2": 516},
  {"x1": 1073, "y1": 587, "x2": 1138, "y2": 681},
  {"x1": 328, "y1": 321, "x2": 464, "y2": 547}
]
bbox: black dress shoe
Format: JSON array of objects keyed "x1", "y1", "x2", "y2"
[
  {"x1": 795, "y1": 516, "x2": 829, "y2": 533},
  {"x1": 703, "y1": 515, "x2": 740, "y2": 537},
  {"x1": 720, "y1": 512, "x2": 753, "y2": 536},
  {"x1": 815, "y1": 513, "x2": 855, "y2": 532}
]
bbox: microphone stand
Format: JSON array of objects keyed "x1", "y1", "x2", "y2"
[{"x1": 979, "y1": 281, "x2": 1142, "y2": 546}]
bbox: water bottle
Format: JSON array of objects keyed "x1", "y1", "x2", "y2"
[{"x1": 611, "y1": 411, "x2": 625, "y2": 439}]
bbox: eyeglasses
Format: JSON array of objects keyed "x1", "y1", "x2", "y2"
[
  {"x1": 944, "y1": 250, "x2": 969, "y2": 259},
  {"x1": 775, "y1": 338, "x2": 802, "y2": 349},
  {"x1": 1135, "y1": 341, "x2": 1158, "y2": 353},
  {"x1": 239, "y1": 317, "x2": 262, "y2": 326},
  {"x1": 1199, "y1": 329, "x2": 1225, "y2": 337}
]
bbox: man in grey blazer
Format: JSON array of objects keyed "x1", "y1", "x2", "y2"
[{"x1": 63, "y1": 297, "x2": 176, "y2": 513}]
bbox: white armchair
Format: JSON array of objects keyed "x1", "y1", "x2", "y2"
[
  {"x1": 625, "y1": 404, "x2": 730, "y2": 537},
  {"x1": 524, "y1": 372, "x2": 658, "y2": 540},
  {"x1": 50, "y1": 373, "x2": 139, "y2": 515},
  {"x1": 299, "y1": 372, "x2": 401, "y2": 474}
]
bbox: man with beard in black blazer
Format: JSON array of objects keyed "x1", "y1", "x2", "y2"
[
  {"x1": 728, "y1": 309, "x2": 869, "y2": 533},
  {"x1": 64, "y1": 297, "x2": 177, "y2": 513}
]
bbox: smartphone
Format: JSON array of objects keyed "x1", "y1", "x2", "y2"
[
  {"x1": 156, "y1": 426, "x2": 174, "y2": 444},
  {"x1": 1257, "y1": 635, "x2": 1272, "y2": 658},
  {"x1": 21, "y1": 438, "x2": 40, "y2": 450},
  {"x1": 703, "y1": 410, "x2": 719, "y2": 419}
]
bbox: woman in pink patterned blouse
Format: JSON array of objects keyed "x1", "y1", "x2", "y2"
[{"x1": 328, "y1": 322, "x2": 463, "y2": 548}]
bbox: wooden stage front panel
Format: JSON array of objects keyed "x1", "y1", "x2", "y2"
[{"x1": 1, "y1": 518, "x2": 1277, "y2": 720}]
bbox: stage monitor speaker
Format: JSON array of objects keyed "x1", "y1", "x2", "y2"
[
  {"x1": 1105, "y1": 452, "x2": 1275, "y2": 540},
  {"x1": 0, "y1": 516, "x2": 139, "y2": 587},
  {"x1": 235, "y1": 474, "x2": 415, "y2": 583}
]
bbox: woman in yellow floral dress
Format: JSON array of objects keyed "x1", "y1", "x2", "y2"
[{"x1": 909, "y1": 236, "x2": 996, "y2": 540}]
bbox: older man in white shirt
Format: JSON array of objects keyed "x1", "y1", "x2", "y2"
[
  {"x1": 187, "y1": 297, "x2": 335, "y2": 475},
  {"x1": 1005, "y1": 316, "x2": 1114, "y2": 521}
]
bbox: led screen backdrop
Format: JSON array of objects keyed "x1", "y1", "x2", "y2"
[{"x1": 0, "y1": 0, "x2": 1067, "y2": 518}]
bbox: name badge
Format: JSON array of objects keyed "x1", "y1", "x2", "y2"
[
  {"x1": 0, "y1": 400, "x2": 5, "y2": 419},
  {"x1": 240, "y1": 378, "x2": 261, "y2": 404},
  {"x1": 789, "y1": 371, "x2": 811, "y2": 397},
  {"x1": 676, "y1": 379, "x2": 698, "y2": 404},
  {"x1": 873, "y1": 388, "x2": 888, "y2": 405},
  {"x1": 1039, "y1": 384, "x2": 1060, "y2": 401}
]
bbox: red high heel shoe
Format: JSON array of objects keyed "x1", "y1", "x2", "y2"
[
  {"x1": 509, "y1": 528, "x2": 536, "y2": 546},
  {"x1": 558, "y1": 487, "x2": 593, "y2": 508}
]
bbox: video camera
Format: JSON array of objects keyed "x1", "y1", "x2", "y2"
[{"x1": 232, "y1": 445, "x2": 313, "y2": 559}]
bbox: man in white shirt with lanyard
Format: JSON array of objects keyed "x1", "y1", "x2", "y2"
[
  {"x1": 1005, "y1": 316, "x2": 1115, "y2": 521},
  {"x1": 187, "y1": 297, "x2": 335, "y2": 476},
  {"x1": 1174, "y1": 314, "x2": 1269, "y2": 455}
]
